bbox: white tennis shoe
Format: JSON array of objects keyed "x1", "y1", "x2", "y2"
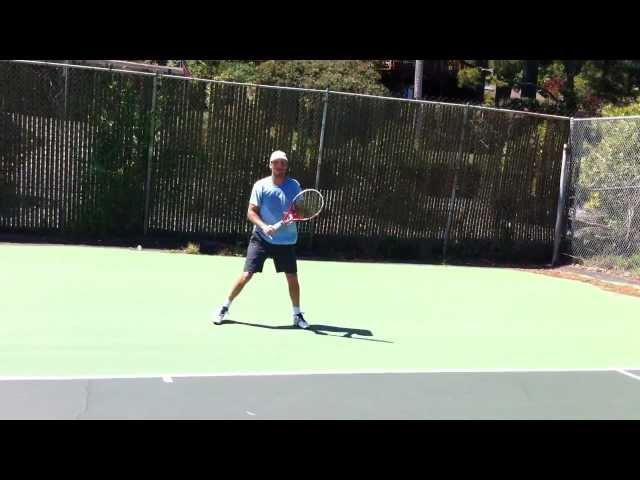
[
  {"x1": 213, "y1": 306, "x2": 229, "y2": 325},
  {"x1": 293, "y1": 313, "x2": 309, "y2": 329}
]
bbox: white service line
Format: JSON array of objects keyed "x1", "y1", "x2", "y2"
[
  {"x1": 2, "y1": 367, "x2": 640, "y2": 382},
  {"x1": 617, "y1": 370, "x2": 640, "y2": 382}
]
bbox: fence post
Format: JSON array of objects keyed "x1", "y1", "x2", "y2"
[
  {"x1": 63, "y1": 61, "x2": 69, "y2": 118},
  {"x1": 309, "y1": 88, "x2": 329, "y2": 251},
  {"x1": 442, "y1": 105, "x2": 470, "y2": 263},
  {"x1": 414, "y1": 60, "x2": 424, "y2": 99},
  {"x1": 314, "y1": 88, "x2": 330, "y2": 190},
  {"x1": 143, "y1": 75, "x2": 159, "y2": 236},
  {"x1": 552, "y1": 141, "x2": 570, "y2": 266}
]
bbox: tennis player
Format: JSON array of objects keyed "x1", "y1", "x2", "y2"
[{"x1": 214, "y1": 150, "x2": 309, "y2": 329}]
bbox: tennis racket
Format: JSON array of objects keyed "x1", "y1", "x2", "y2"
[{"x1": 273, "y1": 189, "x2": 325, "y2": 231}]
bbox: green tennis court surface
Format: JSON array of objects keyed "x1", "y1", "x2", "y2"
[
  {"x1": 1, "y1": 243, "x2": 640, "y2": 377},
  {"x1": 2, "y1": 243, "x2": 640, "y2": 419}
]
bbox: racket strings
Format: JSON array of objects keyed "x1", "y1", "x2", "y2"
[{"x1": 294, "y1": 192, "x2": 323, "y2": 219}]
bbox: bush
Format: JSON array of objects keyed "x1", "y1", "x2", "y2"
[
  {"x1": 457, "y1": 68, "x2": 482, "y2": 90},
  {"x1": 583, "y1": 254, "x2": 640, "y2": 273},
  {"x1": 601, "y1": 97, "x2": 640, "y2": 117},
  {"x1": 74, "y1": 75, "x2": 151, "y2": 236},
  {"x1": 183, "y1": 242, "x2": 200, "y2": 255},
  {"x1": 185, "y1": 61, "x2": 257, "y2": 83},
  {"x1": 255, "y1": 61, "x2": 389, "y2": 96}
]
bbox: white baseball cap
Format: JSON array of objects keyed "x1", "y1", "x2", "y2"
[{"x1": 269, "y1": 150, "x2": 288, "y2": 163}]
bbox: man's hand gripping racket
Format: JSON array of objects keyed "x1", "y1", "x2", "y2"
[{"x1": 270, "y1": 189, "x2": 324, "y2": 233}]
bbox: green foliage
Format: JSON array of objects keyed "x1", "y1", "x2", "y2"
[
  {"x1": 457, "y1": 68, "x2": 482, "y2": 89},
  {"x1": 572, "y1": 61, "x2": 640, "y2": 113},
  {"x1": 185, "y1": 60, "x2": 219, "y2": 79},
  {"x1": 576, "y1": 119, "x2": 640, "y2": 257},
  {"x1": 75, "y1": 76, "x2": 150, "y2": 236},
  {"x1": 490, "y1": 60, "x2": 523, "y2": 87},
  {"x1": 183, "y1": 242, "x2": 200, "y2": 254},
  {"x1": 579, "y1": 121, "x2": 640, "y2": 190},
  {"x1": 574, "y1": 63, "x2": 598, "y2": 101},
  {"x1": 583, "y1": 254, "x2": 640, "y2": 275},
  {"x1": 539, "y1": 61, "x2": 566, "y2": 84},
  {"x1": 538, "y1": 61, "x2": 566, "y2": 100},
  {"x1": 602, "y1": 96, "x2": 640, "y2": 116},
  {"x1": 498, "y1": 98, "x2": 572, "y2": 116},
  {"x1": 215, "y1": 62, "x2": 258, "y2": 82},
  {"x1": 184, "y1": 60, "x2": 389, "y2": 95},
  {"x1": 580, "y1": 61, "x2": 635, "y2": 103},
  {"x1": 186, "y1": 60, "x2": 257, "y2": 83},
  {"x1": 584, "y1": 191, "x2": 602, "y2": 209},
  {"x1": 482, "y1": 60, "x2": 640, "y2": 114},
  {"x1": 483, "y1": 89, "x2": 495, "y2": 106},
  {"x1": 182, "y1": 59, "x2": 640, "y2": 114},
  {"x1": 255, "y1": 61, "x2": 389, "y2": 95}
]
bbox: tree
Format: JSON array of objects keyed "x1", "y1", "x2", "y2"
[
  {"x1": 456, "y1": 67, "x2": 482, "y2": 90},
  {"x1": 522, "y1": 60, "x2": 539, "y2": 100},
  {"x1": 76, "y1": 75, "x2": 152, "y2": 236},
  {"x1": 185, "y1": 60, "x2": 257, "y2": 83},
  {"x1": 602, "y1": 96, "x2": 640, "y2": 117},
  {"x1": 476, "y1": 59, "x2": 490, "y2": 101},
  {"x1": 483, "y1": 60, "x2": 640, "y2": 115},
  {"x1": 490, "y1": 60, "x2": 524, "y2": 87},
  {"x1": 559, "y1": 60, "x2": 585, "y2": 112},
  {"x1": 184, "y1": 60, "x2": 389, "y2": 95},
  {"x1": 575, "y1": 113, "x2": 640, "y2": 254},
  {"x1": 255, "y1": 61, "x2": 389, "y2": 96}
]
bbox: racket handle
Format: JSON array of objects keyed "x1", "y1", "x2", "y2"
[{"x1": 273, "y1": 220, "x2": 284, "y2": 231}]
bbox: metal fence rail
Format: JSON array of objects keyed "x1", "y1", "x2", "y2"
[{"x1": 0, "y1": 60, "x2": 570, "y2": 262}]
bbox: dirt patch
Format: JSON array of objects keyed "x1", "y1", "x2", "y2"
[
  {"x1": 568, "y1": 264, "x2": 640, "y2": 285},
  {"x1": 522, "y1": 265, "x2": 640, "y2": 299}
]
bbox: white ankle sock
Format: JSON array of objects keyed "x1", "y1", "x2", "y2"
[
  {"x1": 293, "y1": 306, "x2": 301, "y2": 315},
  {"x1": 223, "y1": 299, "x2": 232, "y2": 308}
]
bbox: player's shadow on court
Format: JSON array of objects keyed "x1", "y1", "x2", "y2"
[{"x1": 220, "y1": 320, "x2": 393, "y2": 344}]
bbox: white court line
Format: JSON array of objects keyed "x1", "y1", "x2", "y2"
[
  {"x1": 162, "y1": 376, "x2": 173, "y2": 383},
  {"x1": 0, "y1": 367, "x2": 640, "y2": 382},
  {"x1": 617, "y1": 370, "x2": 640, "y2": 382}
]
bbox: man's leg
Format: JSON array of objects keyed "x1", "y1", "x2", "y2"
[
  {"x1": 228, "y1": 272, "x2": 254, "y2": 302},
  {"x1": 285, "y1": 273, "x2": 300, "y2": 308},
  {"x1": 286, "y1": 273, "x2": 307, "y2": 328},
  {"x1": 214, "y1": 234, "x2": 266, "y2": 324},
  {"x1": 275, "y1": 245, "x2": 307, "y2": 329},
  {"x1": 214, "y1": 272, "x2": 256, "y2": 325}
]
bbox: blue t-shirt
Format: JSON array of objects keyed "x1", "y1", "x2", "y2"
[{"x1": 249, "y1": 176, "x2": 302, "y2": 245}]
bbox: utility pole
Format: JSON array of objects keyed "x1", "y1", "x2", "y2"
[{"x1": 414, "y1": 60, "x2": 424, "y2": 99}]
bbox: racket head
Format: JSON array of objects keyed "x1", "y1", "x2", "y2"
[{"x1": 286, "y1": 189, "x2": 324, "y2": 222}]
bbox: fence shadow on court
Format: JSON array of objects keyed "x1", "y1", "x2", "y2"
[{"x1": 220, "y1": 320, "x2": 393, "y2": 344}]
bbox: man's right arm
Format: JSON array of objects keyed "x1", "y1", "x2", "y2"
[{"x1": 248, "y1": 204, "x2": 276, "y2": 236}]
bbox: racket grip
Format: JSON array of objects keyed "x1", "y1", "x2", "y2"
[{"x1": 273, "y1": 220, "x2": 284, "y2": 231}]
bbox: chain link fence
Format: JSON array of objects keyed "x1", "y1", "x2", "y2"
[
  {"x1": 0, "y1": 60, "x2": 570, "y2": 262},
  {"x1": 567, "y1": 117, "x2": 640, "y2": 274}
]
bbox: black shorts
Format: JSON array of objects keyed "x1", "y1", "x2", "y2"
[{"x1": 244, "y1": 232, "x2": 297, "y2": 274}]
